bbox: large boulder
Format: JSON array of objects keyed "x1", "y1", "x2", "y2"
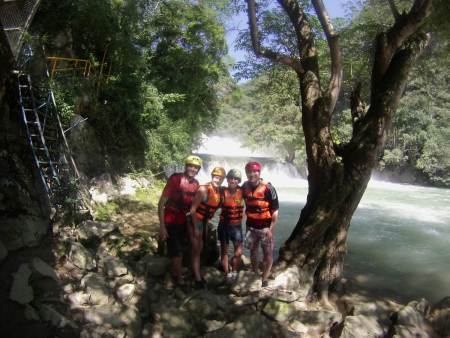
[
  {"x1": 102, "y1": 255, "x2": 128, "y2": 278},
  {"x1": 0, "y1": 214, "x2": 48, "y2": 250},
  {"x1": 116, "y1": 175, "x2": 152, "y2": 196},
  {"x1": 9, "y1": 263, "x2": 33, "y2": 304},
  {"x1": 428, "y1": 296, "x2": 450, "y2": 337},
  {"x1": 81, "y1": 272, "x2": 113, "y2": 305},
  {"x1": 89, "y1": 173, "x2": 116, "y2": 204},
  {"x1": 77, "y1": 220, "x2": 118, "y2": 240},
  {"x1": 31, "y1": 257, "x2": 58, "y2": 281},
  {"x1": 392, "y1": 300, "x2": 439, "y2": 338},
  {"x1": 340, "y1": 315, "x2": 386, "y2": 338},
  {"x1": 69, "y1": 241, "x2": 96, "y2": 270}
]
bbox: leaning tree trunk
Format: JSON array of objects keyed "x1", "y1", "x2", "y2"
[{"x1": 246, "y1": 0, "x2": 433, "y2": 303}]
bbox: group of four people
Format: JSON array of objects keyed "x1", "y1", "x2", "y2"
[{"x1": 158, "y1": 155, "x2": 279, "y2": 289}]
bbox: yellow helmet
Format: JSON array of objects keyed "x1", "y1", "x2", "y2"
[
  {"x1": 211, "y1": 167, "x2": 226, "y2": 178},
  {"x1": 185, "y1": 155, "x2": 202, "y2": 167}
]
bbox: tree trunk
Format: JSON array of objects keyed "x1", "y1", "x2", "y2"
[
  {"x1": 249, "y1": 0, "x2": 432, "y2": 305},
  {"x1": 276, "y1": 160, "x2": 372, "y2": 302}
]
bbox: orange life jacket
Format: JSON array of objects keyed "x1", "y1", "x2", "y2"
[
  {"x1": 195, "y1": 182, "x2": 221, "y2": 221},
  {"x1": 242, "y1": 180, "x2": 272, "y2": 226},
  {"x1": 219, "y1": 187, "x2": 244, "y2": 226}
]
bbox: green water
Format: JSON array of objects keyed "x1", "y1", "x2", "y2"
[{"x1": 276, "y1": 180, "x2": 450, "y2": 303}]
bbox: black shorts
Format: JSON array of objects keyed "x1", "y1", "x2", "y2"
[
  {"x1": 166, "y1": 223, "x2": 187, "y2": 257},
  {"x1": 218, "y1": 223, "x2": 243, "y2": 245}
]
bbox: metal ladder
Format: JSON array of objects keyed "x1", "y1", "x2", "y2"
[
  {"x1": 16, "y1": 70, "x2": 80, "y2": 207},
  {"x1": 17, "y1": 72, "x2": 61, "y2": 196}
]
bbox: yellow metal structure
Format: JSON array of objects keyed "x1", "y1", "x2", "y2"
[{"x1": 46, "y1": 56, "x2": 111, "y2": 81}]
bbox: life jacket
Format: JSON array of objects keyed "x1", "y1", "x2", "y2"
[
  {"x1": 219, "y1": 187, "x2": 244, "y2": 226},
  {"x1": 195, "y1": 182, "x2": 221, "y2": 222},
  {"x1": 164, "y1": 173, "x2": 199, "y2": 214},
  {"x1": 242, "y1": 180, "x2": 272, "y2": 227}
]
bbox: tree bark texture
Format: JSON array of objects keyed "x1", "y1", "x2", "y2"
[{"x1": 246, "y1": 0, "x2": 432, "y2": 301}]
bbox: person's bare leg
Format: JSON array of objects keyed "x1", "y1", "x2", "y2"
[
  {"x1": 261, "y1": 252, "x2": 273, "y2": 282},
  {"x1": 221, "y1": 242, "x2": 229, "y2": 274},
  {"x1": 250, "y1": 245, "x2": 259, "y2": 274},
  {"x1": 172, "y1": 257, "x2": 182, "y2": 281},
  {"x1": 188, "y1": 224, "x2": 203, "y2": 281},
  {"x1": 231, "y1": 243, "x2": 243, "y2": 272}
]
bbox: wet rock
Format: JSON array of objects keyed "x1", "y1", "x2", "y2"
[
  {"x1": 103, "y1": 255, "x2": 128, "y2": 277},
  {"x1": 69, "y1": 241, "x2": 96, "y2": 270},
  {"x1": 393, "y1": 302, "x2": 439, "y2": 338},
  {"x1": 352, "y1": 300, "x2": 401, "y2": 327},
  {"x1": 428, "y1": 296, "x2": 450, "y2": 337},
  {"x1": 77, "y1": 220, "x2": 118, "y2": 240},
  {"x1": 31, "y1": 257, "x2": 58, "y2": 281},
  {"x1": 340, "y1": 315, "x2": 385, "y2": 338},
  {"x1": 10, "y1": 263, "x2": 33, "y2": 304}
]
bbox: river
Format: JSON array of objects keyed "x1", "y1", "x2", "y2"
[{"x1": 194, "y1": 136, "x2": 450, "y2": 303}]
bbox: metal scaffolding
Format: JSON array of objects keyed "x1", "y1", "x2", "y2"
[{"x1": 0, "y1": 0, "x2": 41, "y2": 61}]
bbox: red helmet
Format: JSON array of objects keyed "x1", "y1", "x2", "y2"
[{"x1": 245, "y1": 161, "x2": 261, "y2": 172}]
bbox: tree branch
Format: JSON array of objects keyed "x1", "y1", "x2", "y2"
[
  {"x1": 246, "y1": 0, "x2": 303, "y2": 74},
  {"x1": 388, "y1": 0, "x2": 400, "y2": 20},
  {"x1": 311, "y1": 0, "x2": 342, "y2": 114},
  {"x1": 372, "y1": 0, "x2": 432, "y2": 86}
]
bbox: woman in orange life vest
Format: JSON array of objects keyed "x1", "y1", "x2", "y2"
[
  {"x1": 158, "y1": 155, "x2": 202, "y2": 284},
  {"x1": 190, "y1": 166, "x2": 226, "y2": 289},
  {"x1": 242, "y1": 161, "x2": 279, "y2": 288},
  {"x1": 218, "y1": 169, "x2": 244, "y2": 283}
]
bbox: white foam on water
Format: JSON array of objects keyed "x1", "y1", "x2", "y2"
[{"x1": 194, "y1": 134, "x2": 272, "y2": 157}]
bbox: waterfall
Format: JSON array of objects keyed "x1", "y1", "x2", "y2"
[{"x1": 191, "y1": 135, "x2": 308, "y2": 188}]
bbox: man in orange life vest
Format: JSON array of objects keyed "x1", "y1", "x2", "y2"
[
  {"x1": 190, "y1": 167, "x2": 226, "y2": 289},
  {"x1": 242, "y1": 161, "x2": 279, "y2": 287},
  {"x1": 158, "y1": 155, "x2": 202, "y2": 284},
  {"x1": 218, "y1": 169, "x2": 244, "y2": 283}
]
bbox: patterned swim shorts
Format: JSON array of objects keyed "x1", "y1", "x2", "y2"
[{"x1": 245, "y1": 227, "x2": 274, "y2": 256}]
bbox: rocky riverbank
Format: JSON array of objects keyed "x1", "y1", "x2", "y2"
[{"x1": 1, "y1": 175, "x2": 449, "y2": 338}]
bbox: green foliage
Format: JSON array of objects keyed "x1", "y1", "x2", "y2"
[
  {"x1": 31, "y1": 0, "x2": 230, "y2": 173},
  {"x1": 93, "y1": 201, "x2": 119, "y2": 221},
  {"x1": 133, "y1": 184, "x2": 164, "y2": 206},
  {"x1": 217, "y1": 66, "x2": 305, "y2": 165}
]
